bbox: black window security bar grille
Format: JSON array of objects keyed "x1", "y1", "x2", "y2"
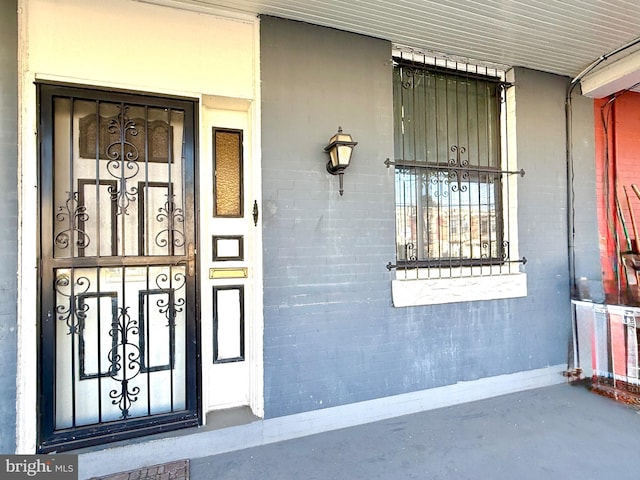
[{"x1": 387, "y1": 51, "x2": 526, "y2": 277}]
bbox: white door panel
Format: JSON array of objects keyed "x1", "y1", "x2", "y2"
[{"x1": 201, "y1": 106, "x2": 254, "y2": 412}]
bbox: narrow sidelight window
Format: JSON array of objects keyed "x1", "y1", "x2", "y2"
[{"x1": 213, "y1": 128, "x2": 243, "y2": 217}]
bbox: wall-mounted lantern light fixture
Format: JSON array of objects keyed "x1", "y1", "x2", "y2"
[{"x1": 324, "y1": 127, "x2": 357, "y2": 196}]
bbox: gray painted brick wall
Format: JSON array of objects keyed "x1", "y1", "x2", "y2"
[
  {"x1": 570, "y1": 91, "x2": 602, "y2": 302},
  {"x1": 260, "y1": 17, "x2": 585, "y2": 419},
  {"x1": 0, "y1": 0, "x2": 18, "y2": 454}
]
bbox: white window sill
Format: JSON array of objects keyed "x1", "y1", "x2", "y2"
[{"x1": 391, "y1": 272, "x2": 527, "y2": 307}]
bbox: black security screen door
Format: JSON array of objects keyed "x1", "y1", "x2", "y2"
[{"x1": 38, "y1": 84, "x2": 199, "y2": 452}]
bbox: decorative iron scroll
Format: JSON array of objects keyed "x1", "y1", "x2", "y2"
[
  {"x1": 405, "y1": 242, "x2": 417, "y2": 262},
  {"x1": 108, "y1": 304, "x2": 141, "y2": 420},
  {"x1": 105, "y1": 109, "x2": 140, "y2": 216},
  {"x1": 429, "y1": 171, "x2": 451, "y2": 199},
  {"x1": 156, "y1": 269, "x2": 186, "y2": 316},
  {"x1": 401, "y1": 67, "x2": 415, "y2": 89},
  {"x1": 480, "y1": 240, "x2": 511, "y2": 260},
  {"x1": 449, "y1": 145, "x2": 469, "y2": 193},
  {"x1": 155, "y1": 193, "x2": 185, "y2": 251},
  {"x1": 55, "y1": 273, "x2": 91, "y2": 335},
  {"x1": 55, "y1": 191, "x2": 90, "y2": 251}
]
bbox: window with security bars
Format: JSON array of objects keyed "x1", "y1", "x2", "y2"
[{"x1": 388, "y1": 55, "x2": 525, "y2": 273}]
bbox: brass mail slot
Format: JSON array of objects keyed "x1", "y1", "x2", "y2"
[{"x1": 209, "y1": 267, "x2": 248, "y2": 279}]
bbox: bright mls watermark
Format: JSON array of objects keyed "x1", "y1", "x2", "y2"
[{"x1": 0, "y1": 456, "x2": 77, "y2": 480}]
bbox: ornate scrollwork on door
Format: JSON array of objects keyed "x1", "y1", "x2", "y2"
[
  {"x1": 55, "y1": 191, "x2": 90, "y2": 251},
  {"x1": 156, "y1": 269, "x2": 186, "y2": 321},
  {"x1": 105, "y1": 109, "x2": 141, "y2": 216},
  {"x1": 54, "y1": 273, "x2": 91, "y2": 335},
  {"x1": 155, "y1": 193, "x2": 185, "y2": 251},
  {"x1": 108, "y1": 304, "x2": 142, "y2": 420}
]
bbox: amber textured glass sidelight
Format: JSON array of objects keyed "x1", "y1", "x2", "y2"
[{"x1": 214, "y1": 129, "x2": 243, "y2": 217}]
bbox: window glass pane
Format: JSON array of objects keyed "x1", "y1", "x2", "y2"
[
  {"x1": 393, "y1": 63, "x2": 504, "y2": 265},
  {"x1": 214, "y1": 129, "x2": 243, "y2": 217},
  {"x1": 394, "y1": 167, "x2": 417, "y2": 262}
]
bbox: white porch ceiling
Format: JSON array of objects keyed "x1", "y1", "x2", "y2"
[{"x1": 141, "y1": 0, "x2": 640, "y2": 81}]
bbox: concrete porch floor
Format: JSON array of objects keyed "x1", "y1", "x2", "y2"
[{"x1": 187, "y1": 383, "x2": 640, "y2": 480}]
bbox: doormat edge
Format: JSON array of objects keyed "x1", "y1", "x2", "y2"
[{"x1": 90, "y1": 459, "x2": 189, "y2": 480}]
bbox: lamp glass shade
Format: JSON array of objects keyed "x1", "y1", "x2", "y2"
[
  {"x1": 328, "y1": 145, "x2": 353, "y2": 169},
  {"x1": 324, "y1": 130, "x2": 357, "y2": 172}
]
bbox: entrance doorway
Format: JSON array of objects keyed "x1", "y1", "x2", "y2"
[{"x1": 37, "y1": 84, "x2": 199, "y2": 452}]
